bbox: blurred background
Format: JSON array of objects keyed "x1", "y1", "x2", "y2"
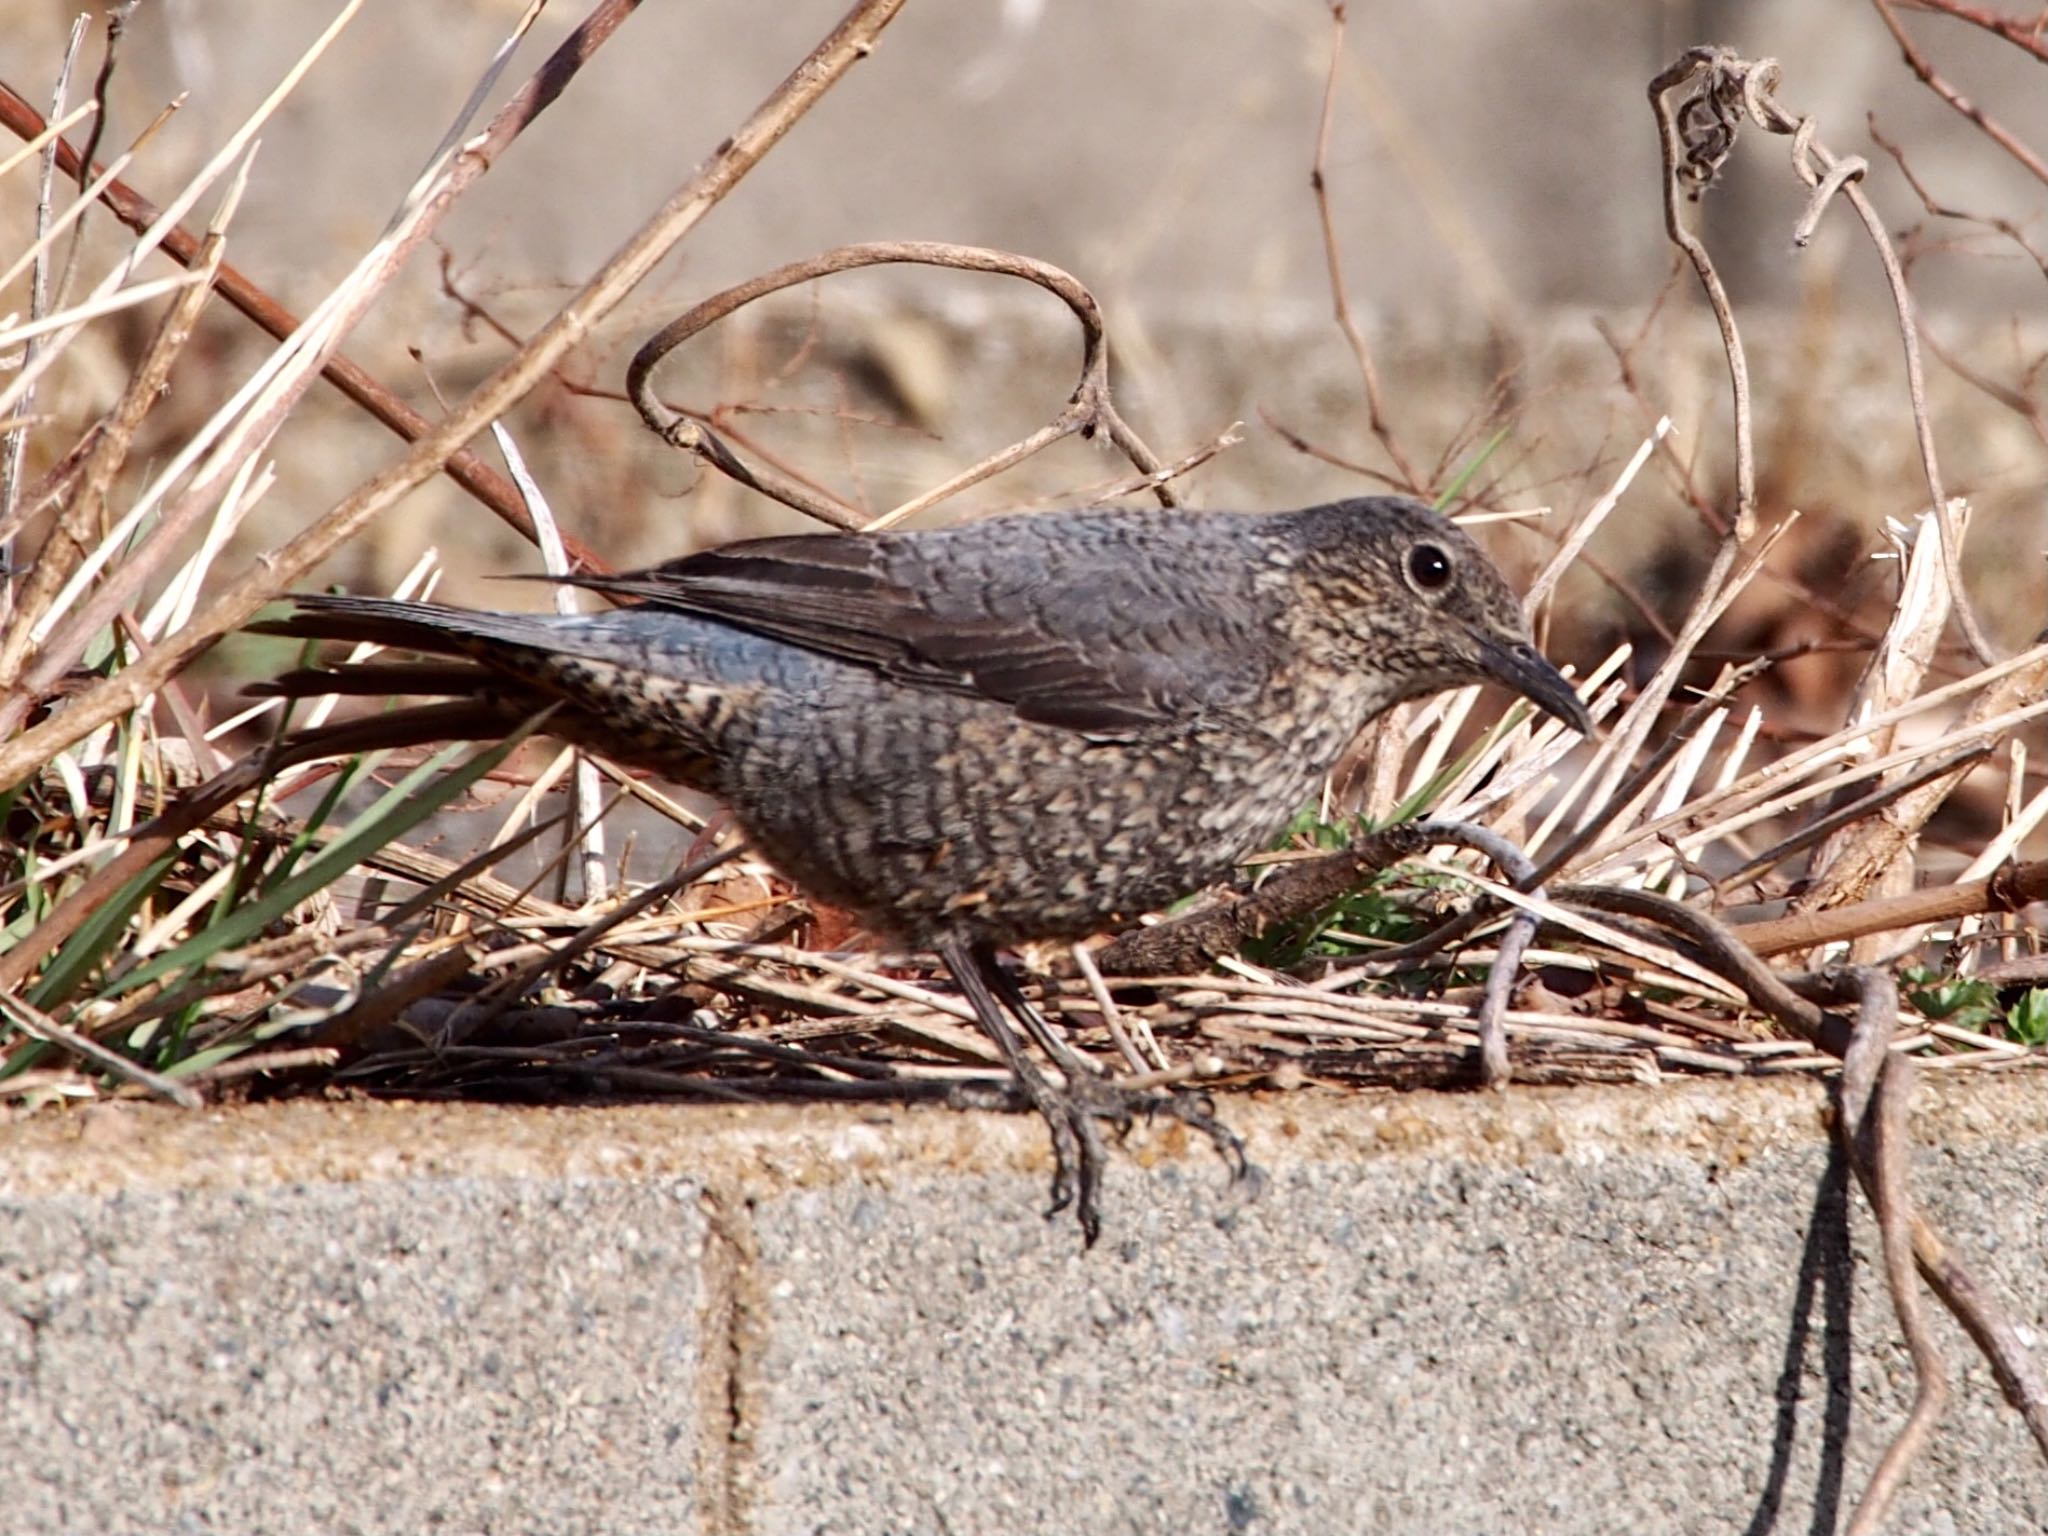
[{"x1": 6, "y1": 0, "x2": 2048, "y2": 722}]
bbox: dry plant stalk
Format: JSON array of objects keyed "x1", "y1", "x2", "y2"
[
  {"x1": 1636, "y1": 44, "x2": 2048, "y2": 1514},
  {"x1": 1648, "y1": 47, "x2": 2018, "y2": 938},
  {"x1": 0, "y1": 0, "x2": 909, "y2": 791},
  {"x1": 0, "y1": 77, "x2": 608, "y2": 569},
  {"x1": 625, "y1": 242, "x2": 1178, "y2": 532}
]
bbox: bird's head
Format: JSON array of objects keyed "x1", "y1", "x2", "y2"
[{"x1": 1284, "y1": 496, "x2": 1593, "y2": 736}]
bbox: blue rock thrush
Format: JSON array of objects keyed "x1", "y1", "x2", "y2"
[{"x1": 251, "y1": 495, "x2": 1590, "y2": 1239}]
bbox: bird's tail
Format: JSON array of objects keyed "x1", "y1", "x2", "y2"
[
  {"x1": 250, "y1": 592, "x2": 574, "y2": 664},
  {"x1": 244, "y1": 593, "x2": 735, "y2": 786}
]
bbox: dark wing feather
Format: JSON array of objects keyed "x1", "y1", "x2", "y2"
[
  {"x1": 554, "y1": 528, "x2": 1268, "y2": 737},
  {"x1": 555, "y1": 537, "x2": 919, "y2": 673}
]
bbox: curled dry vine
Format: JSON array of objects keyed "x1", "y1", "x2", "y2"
[
  {"x1": 626, "y1": 241, "x2": 1177, "y2": 532},
  {"x1": 1626, "y1": 45, "x2": 2048, "y2": 1521}
]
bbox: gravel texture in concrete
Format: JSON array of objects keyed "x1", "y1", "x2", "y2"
[
  {"x1": 3, "y1": 1110, "x2": 710, "y2": 1536},
  {"x1": 3, "y1": 1079, "x2": 2045, "y2": 1534}
]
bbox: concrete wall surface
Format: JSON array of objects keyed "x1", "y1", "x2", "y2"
[{"x1": 3, "y1": 1077, "x2": 2047, "y2": 1534}]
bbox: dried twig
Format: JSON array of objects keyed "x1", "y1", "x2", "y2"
[
  {"x1": 1735, "y1": 857, "x2": 2048, "y2": 959},
  {"x1": 0, "y1": 175, "x2": 235, "y2": 685},
  {"x1": 0, "y1": 17, "x2": 87, "y2": 627},
  {"x1": 0, "y1": 0, "x2": 909, "y2": 795},
  {"x1": 1871, "y1": 0, "x2": 2048, "y2": 186},
  {"x1": 1822, "y1": 966, "x2": 1946, "y2": 1536},
  {"x1": 1556, "y1": 886, "x2": 2048, "y2": 1484},
  {"x1": 0, "y1": 989, "x2": 200, "y2": 1108},
  {"x1": 1308, "y1": 2, "x2": 1422, "y2": 494},
  {"x1": 1652, "y1": 47, "x2": 1993, "y2": 668},
  {"x1": 0, "y1": 8, "x2": 639, "y2": 569},
  {"x1": 627, "y1": 242, "x2": 1174, "y2": 533}
]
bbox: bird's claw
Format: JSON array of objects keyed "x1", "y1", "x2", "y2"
[{"x1": 1025, "y1": 1079, "x2": 1250, "y2": 1247}]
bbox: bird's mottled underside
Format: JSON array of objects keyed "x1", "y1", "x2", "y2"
[{"x1": 251, "y1": 495, "x2": 1590, "y2": 1239}]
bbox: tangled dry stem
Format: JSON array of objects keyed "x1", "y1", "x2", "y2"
[
  {"x1": 0, "y1": 0, "x2": 911, "y2": 791},
  {"x1": 3, "y1": 18, "x2": 2046, "y2": 1525},
  {"x1": 625, "y1": 241, "x2": 1177, "y2": 532}
]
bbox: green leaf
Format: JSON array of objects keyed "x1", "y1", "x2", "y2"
[
  {"x1": 160, "y1": 1039, "x2": 255, "y2": 1079},
  {"x1": 2005, "y1": 988, "x2": 2048, "y2": 1047},
  {"x1": 1905, "y1": 969, "x2": 2002, "y2": 1032}
]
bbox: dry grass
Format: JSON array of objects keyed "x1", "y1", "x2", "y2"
[
  {"x1": 0, "y1": 5, "x2": 2044, "y2": 1171},
  {"x1": 2, "y1": 12, "x2": 2044, "y2": 1134},
  {"x1": 4, "y1": 12, "x2": 2048, "y2": 1518}
]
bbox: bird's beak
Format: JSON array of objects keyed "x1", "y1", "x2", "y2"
[{"x1": 1476, "y1": 634, "x2": 1594, "y2": 736}]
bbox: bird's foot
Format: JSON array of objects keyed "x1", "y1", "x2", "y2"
[
  {"x1": 946, "y1": 1058, "x2": 1105, "y2": 1239},
  {"x1": 1028, "y1": 1076, "x2": 1255, "y2": 1246},
  {"x1": 1125, "y1": 1085, "x2": 1254, "y2": 1187}
]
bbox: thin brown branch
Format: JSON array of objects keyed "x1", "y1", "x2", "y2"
[
  {"x1": 1874, "y1": 0, "x2": 2048, "y2": 186},
  {"x1": 1901, "y1": 0, "x2": 2048, "y2": 63},
  {"x1": 1869, "y1": 114, "x2": 2048, "y2": 282},
  {"x1": 1733, "y1": 856, "x2": 2048, "y2": 957},
  {"x1": 1650, "y1": 49, "x2": 1759, "y2": 537},
  {"x1": 0, "y1": 7, "x2": 629, "y2": 572},
  {"x1": 1816, "y1": 969, "x2": 1946, "y2": 1535},
  {"x1": 0, "y1": 0, "x2": 909, "y2": 798},
  {"x1": 1656, "y1": 51, "x2": 1998, "y2": 669},
  {"x1": 1308, "y1": 3, "x2": 1423, "y2": 495}
]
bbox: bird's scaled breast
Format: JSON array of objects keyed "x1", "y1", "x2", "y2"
[{"x1": 723, "y1": 684, "x2": 1338, "y2": 947}]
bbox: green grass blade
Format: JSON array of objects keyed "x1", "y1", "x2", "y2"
[
  {"x1": 25, "y1": 850, "x2": 181, "y2": 1010},
  {"x1": 1432, "y1": 425, "x2": 1512, "y2": 512},
  {"x1": 105, "y1": 728, "x2": 536, "y2": 1001}
]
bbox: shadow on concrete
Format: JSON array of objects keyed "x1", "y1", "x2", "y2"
[{"x1": 1744, "y1": 1143, "x2": 1854, "y2": 1536}]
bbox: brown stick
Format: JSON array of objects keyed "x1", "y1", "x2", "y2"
[
  {"x1": 1808, "y1": 969, "x2": 1947, "y2": 1535},
  {"x1": 1732, "y1": 857, "x2": 2048, "y2": 958},
  {"x1": 0, "y1": 0, "x2": 909, "y2": 798},
  {"x1": 1095, "y1": 826, "x2": 1434, "y2": 977},
  {"x1": 0, "y1": 43, "x2": 620, "y2": 573}
]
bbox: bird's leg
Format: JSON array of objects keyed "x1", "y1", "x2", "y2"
[
  {"x1": 983, "y1": 951, "x2": 1253, "y2": 1195},
  {"x1": 980, "y1": 953, "x2": 1110, "y2": 1087},
  {"x1": 937, "y1": 935, "x2": 1104, "y2": 1241}
]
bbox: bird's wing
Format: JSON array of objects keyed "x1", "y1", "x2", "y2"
[{"x1": 554, "y1": 529, "x2": 1272, "y2": 737}]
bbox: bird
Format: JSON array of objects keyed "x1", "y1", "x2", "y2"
[{"x1": 248, "y1": 495, "x2": 1591, "y2": 1240}]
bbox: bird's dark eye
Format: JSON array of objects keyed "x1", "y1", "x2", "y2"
[{"x1": 1407, "y1": 542, "x2": 1454, "y2": 592}]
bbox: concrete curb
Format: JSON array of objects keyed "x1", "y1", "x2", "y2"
[{"x1": 4, "y1": 1077, "x2": 2046, "y2": 1533}]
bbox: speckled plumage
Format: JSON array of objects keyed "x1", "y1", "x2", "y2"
[
  {"x1": 255, "y1": 497, "x2": 1581, "y2": 948},
  {"x1": 252, "y1": 495, "x2": 1588, "y2": 1239}
]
